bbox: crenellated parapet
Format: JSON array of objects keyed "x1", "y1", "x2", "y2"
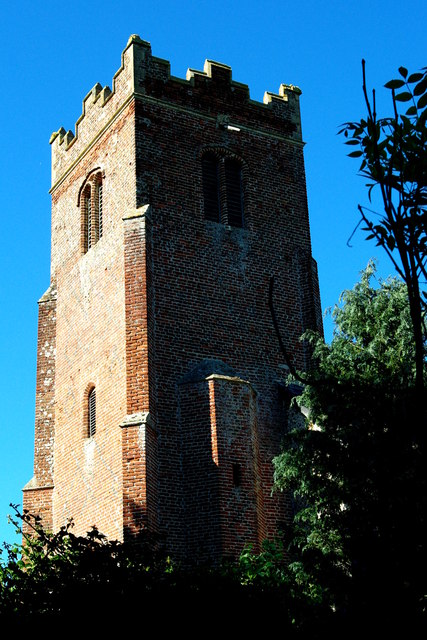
[
  {"x1": 50, "y1": 35, "x2": 144, "y2": 186},
  {"x1": 263, "y1": 83, "x2": 303, "y2": 138},
  {"x1": 50, "y1": 34, "x2": 303, "y2": 188}
]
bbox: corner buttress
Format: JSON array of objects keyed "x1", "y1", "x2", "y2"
[
  {"x1": 22, "y1": 284, "x2": 57, "y2": 532},
  {"x1": 121, "y1": 205, "x2": 158, "y2": 540}
]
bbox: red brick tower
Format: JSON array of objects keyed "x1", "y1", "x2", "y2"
[{"x1": 23, "y1": 35, "x2": 322, "y2": 563}]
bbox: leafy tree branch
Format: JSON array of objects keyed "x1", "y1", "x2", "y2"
[{"x1": 340, "y1": 62, "x2": 427, "y2": 391}]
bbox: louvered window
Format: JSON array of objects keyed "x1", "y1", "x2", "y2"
[
  {"x1": 202, "y1": 154, "x2": 221, "y2": 222},
  {"x1": 82, "y1": 185, "x2": 92, "y2": 253},
  {"x1": 98, "y1": 183, "x2": 103, "y2": 239},
  {"x1": 202, "y1": 153, "x2": 244, "y2": 228},
  {"x1": 224, "y1": 159, "x2": 244, "y2": 228},
  {"x1": 86, "y1": 191, "x2": 93, "y2": 250},
  {"x1": 88, "y1": 388, "x2": 96, "y2": 437},
  {"x1": 81, "y1": 172, "x2": 104, "y2": 254}
]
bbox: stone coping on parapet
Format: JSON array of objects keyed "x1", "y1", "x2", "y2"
[
  {"x1": 119, "y1": 412, "x2": 155, "y2": 429},
  {"x1": 50, "y1": 35, "x2": 300, "y2": 149},
  {"x1": 49, "y1": 34, "x2": 147, "y2": 148},
  {"x1": 122, "y1": 204, "x2": 151, "y2": 222},
  {"x1": 49, "y1": 34, "x2": 303, "y2": 190},
  {"x1": 22, "y1": 476, "x2": 54, "y2": 492},
  {"x1": 206, "y1": 373, "x2": 258, "y2": 395},
  {"x1": 38, "y1": 284, "x2": 57, "y2": 304}
]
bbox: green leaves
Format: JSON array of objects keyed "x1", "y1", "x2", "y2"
[{"x1": 273, "y1": 263, "x2": 426, "y2": 624}]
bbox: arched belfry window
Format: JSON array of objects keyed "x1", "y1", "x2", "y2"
[
  {"x1": 88, "y1": 387, "x2": 96, "y2": 438},
  {"x1": 80, "y1": 171, "x2": 104, "y2": 254},
  {"x1": 202, "y1": 152, "x2": 244, "y2": 228}
]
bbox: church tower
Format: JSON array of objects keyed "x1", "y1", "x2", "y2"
[{"x1": 23, "y1": 35, "x2": 321, "y2": 563}]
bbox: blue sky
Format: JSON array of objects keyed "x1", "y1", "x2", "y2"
[{"x1": 0, "y1": 0, "x2": 425, "y2": 548}]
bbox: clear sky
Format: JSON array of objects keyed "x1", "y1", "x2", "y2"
[{"x1": 0, "y1": 0, "x2": 425, "y2": 548}]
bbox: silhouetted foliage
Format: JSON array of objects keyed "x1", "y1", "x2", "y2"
[
  {"x1": 0, "y1": 504, "x2": 171, "y2": 619},
  {"x1": 0, "y1": 506, "x2": 310, "y2": 632}
]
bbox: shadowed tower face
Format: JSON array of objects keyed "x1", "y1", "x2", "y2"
[{"x1": 23, "y1": 35, "x2": 322, "y2": 563}]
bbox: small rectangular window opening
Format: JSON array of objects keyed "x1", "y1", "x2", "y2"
[{"x1": 232, "y1": 463, "x2": 242, "y2": 488}]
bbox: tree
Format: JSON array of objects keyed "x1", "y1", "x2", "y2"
[
  {"x1": 340, "y1": 63, "x2": 427, "y2": 393},
  {"x1": 0, "y1": 505, "x2": 298, "y2": 626},
  {"x1": 273, "y1": 264, "x2": 427, "y2": 630},
  {"x1": 267, "y1": 64, "x2": 427, "y2": 632},
  {"x1": 0, "y1": 505, "x2": 171, "y2": 618}
]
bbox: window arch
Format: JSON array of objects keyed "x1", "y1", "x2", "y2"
[
  {"x1": 202, "y1": 152, "x2": 244, "y2": 228},
  {"x1": 80, "y1": 170, "x2": 104, "y2": 253},
  {"x1": 88, "y1": 387, "x2": 96, "y2": 438}
]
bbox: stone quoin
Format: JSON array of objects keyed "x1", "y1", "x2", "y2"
[{"x1": 23, "y1": 35, "x2": 322, "y2": 563}]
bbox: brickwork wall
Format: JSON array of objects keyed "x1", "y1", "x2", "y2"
[
  {"x1": 177, "y1": 374, "x2": 266, "y2": 563},
  {"x1": 208, "y1": 375, "x2": 264, "y2": 558},
  {"x1": 50, "y1": 100, "x2": 136, "y2": 279},
  {"x1": 121, "y1": 415, "x2": 158, "y2": 539},
  {"x1": 50, "y1": 40, "x2": 137, "y2": 186},
  {"x1": 123, "y1": 209, "x2": 150, "y2": 415},
  {"x1": 121, "y1": 208, "x2": 158, "y2": 539},
  {"x1": 22, "y1": 487, "x2": 53, "y2": 534},
  {"x1": 48, "y1": 102, "x2": 136, "y2": 539},
  {"x1": 52, "y1": 219, "x2": 126, "y2": 539},
  {"x1": 33, "y1": 287, "x2": 57, "y2": 487},
  {"x1": 25, "y1": 35, "x2": 321, "y2": 559},
  {"x1": 132, "y1": 50, "x2": 318, "y2": 556},
  {"x1": 178, "y1": 380, "x2": 220, "y2": 561},
  {"x1": 22, "y1": 285, "x2": 56, "y2": 533}
]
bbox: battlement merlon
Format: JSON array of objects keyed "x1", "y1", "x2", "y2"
[{"x1": 49, "y1": 34, "x2": 303, "y2": 189}]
